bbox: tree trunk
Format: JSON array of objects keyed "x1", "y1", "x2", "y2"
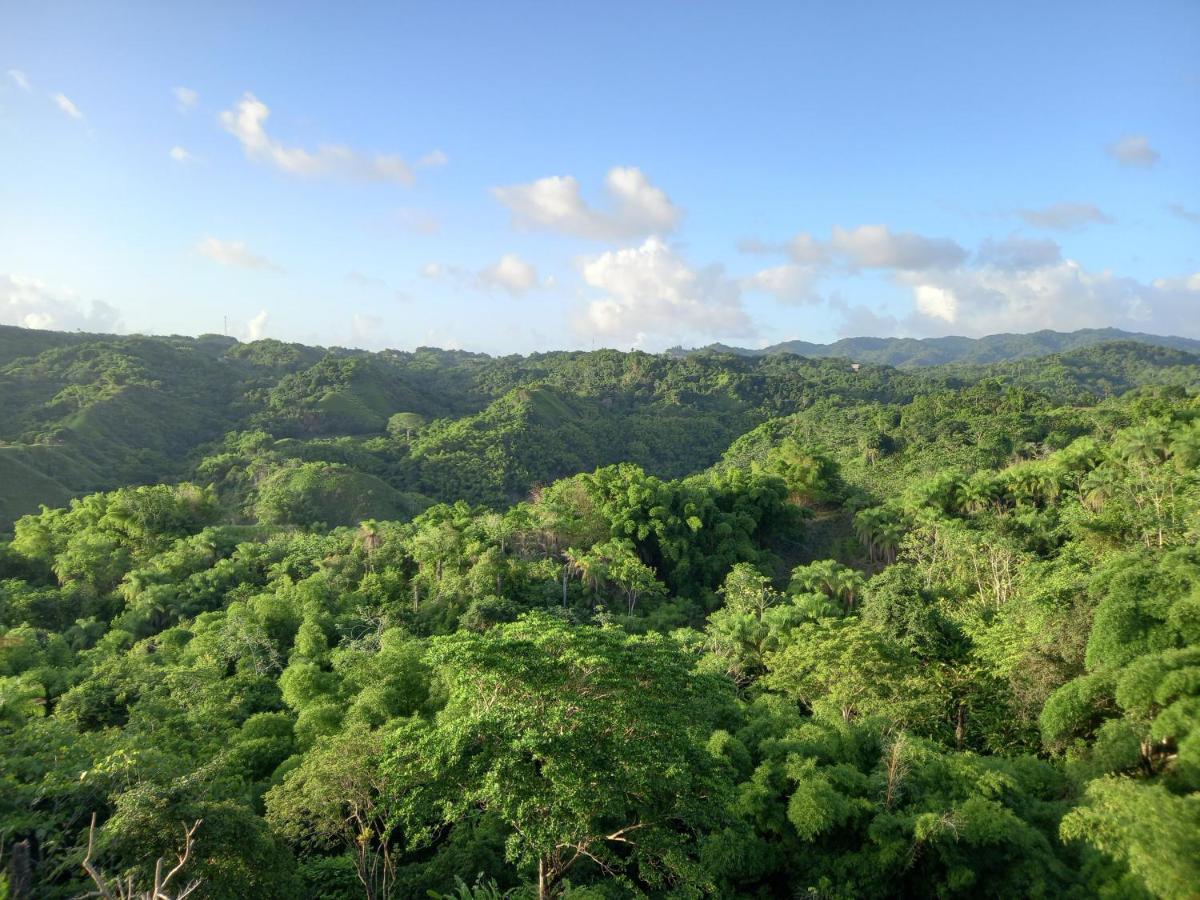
[{"x1": 8, "y1": 838, "x2": 32, "y2": 900}]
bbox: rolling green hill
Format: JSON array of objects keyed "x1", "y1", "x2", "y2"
[
  {"x1": 1, "y1": 322, "x2": 1199, "y2": 900},
  {"x1": 1, "y1": 323, "x2": 1197, "y2": 531},
  {"x1": 674, "y1": 326, "x2": 1200, "y2": 367}
]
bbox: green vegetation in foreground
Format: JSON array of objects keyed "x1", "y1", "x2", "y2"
[{"x1": 0, "y1": 324, "x2": 1199, "y2": 898}]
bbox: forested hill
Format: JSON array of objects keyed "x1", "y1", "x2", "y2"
[
  {"x1": 2, "y1": 323, "x2": 1200, "y2": 530},
  {"x1": 1, "y1": 322, "x2": 1199, "y2": 898},
  {"x1": 674, "y1": 326, "x2": 1200, "y2": 367}
]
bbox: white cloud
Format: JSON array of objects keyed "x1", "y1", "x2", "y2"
[
  {"x1": 350, "y1": 312, "x2": 388, "y2": 347},
  {"x1": 830, "y1": 299, "x2": 900, "y2": 339},
  {"x1": 169, "y1": 145, "x2": 196, "y2": 164},
  {"x1": 788, "y1": 233, "x2": 828, "y2": 264},
  {"x1": 912, "y1": 283, "x2": 959, "y2": 322},
  {"x1": 743, "y1": 264, "x2": 822, "y2": 305},
  {"x1": 0, "y1": 274, "x2": 121, "y2": 332},
  {"x1": 975, "y1": 235, "x2": 1062, "y2": 270},
  {"x1": 579, "y1": 237, "x2": 750, "y2": 345},
  {"x1": 741, "y1": 225, "x2": 961, "y2": 271},
  {"x1": 174, "y1": 86, "x2": 198, "y2": 112},
  {"x1": 1144, "y1": 273, "x2": 1200, "y2": 333},
  {"x1": 245, "y1": 309, "x2": 270, "y2": 340},
  {"x1": 1107, "y1": 134, "x2": 1159, "y2": 168},
  {"x1": 416, "y1": 149, "x2": 448, "y2": 168},
  {"x1": 493, "y1": 166, "x2": 681, "y2": 240},
  {"x1": 737, "y1": 237, "x2": 783, "y2": 255},
  {"x1": 830, "y1": 224, "x2": 966, "y2": 270},
  {"x1": 899, "y1": 260, "x2": 1200, "y2": 338},
  {"x1": 196, "y1": 237, "x2": 282, "y2": 271},
  {"x1": 53, "y1": 92, "x2": 83, "y2": 120},
  {"x1": 738, "y1": 233, "x2": 827, "y2": 265},
  {"x1": 7, "y1": 69, "x2": 31, "y2": 92},
  {"x1": 422, "y1": 254, "x2": 547, "y2": 296},
  {"x1": 1017, "y1": 202, "x2": 1114, "y2": 231},
  {"x1": 480, "y1": 253, "x2": 539, "y2": 295},
  {"x1": 219, "y1": 93, "x2": 434, "y2": 185}
]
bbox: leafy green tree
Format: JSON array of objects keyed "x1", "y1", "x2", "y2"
[
  {"x1": 765, "y1": 618, "x2": 945, "y2": 732},
  {"x1": 1061, "y1": 777, "x2": 1200, "y2": 899},
  {"x1": 266, "y1": 724, "x2": 398, "y2": 900},
  {"x1": 386, "y1": 412, "x2": 427, "y2": 441},
  {"x1": 384, "y1": 613, "x2": 732, "y2": 898},
  {"x1": 754, "y1": 439, "x2": 841, "y2": 506}
]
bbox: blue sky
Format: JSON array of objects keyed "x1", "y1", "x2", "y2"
[{"x1": 1, "y1": 0, "x2": 1198, "y2": 353}]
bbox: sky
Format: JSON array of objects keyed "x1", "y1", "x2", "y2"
[{"x1": 1, "y1": 0, "x2": 1198, "y2": 354}]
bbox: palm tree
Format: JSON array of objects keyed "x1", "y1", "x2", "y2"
[
  {"x1": 1169, "y1": 420, "x2": 1200, "y2": 472},
  {"x1": 790, "y1": 560, "x2": 865, "y2": 613},
  {"x1": 853, "y1": 507, "x2": 905, "y2": 564},
  {"x1": 875, "y1": 520, "x2": 903, "y2": 564},
  {"x1": 561, "y1": 547, "x2": 589, "y2": 607},
  {"x1": 1114, "y1": 424, "x2": 1169, "y2": 467},
  {"x1": 955, "y1": 473, "x2": 999, "y2": 515}
]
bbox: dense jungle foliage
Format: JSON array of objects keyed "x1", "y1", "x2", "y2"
[{"x1": 1, "y1": 324, "x2": 1199, "y2": 898}]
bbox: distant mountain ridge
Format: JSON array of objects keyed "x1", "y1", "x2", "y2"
[
  {"x1": 669, "y1": 328, "x2": 1200, "y2": 367},
  {"x1": 4, "y1": 323, "x2": 1199, "y2": 369}
]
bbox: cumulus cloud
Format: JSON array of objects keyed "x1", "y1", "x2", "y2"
[
  {"x1": 830, "y1": 298, "x2": 900, "y2": 339},
  {"x1": 738, "y1": 233, "x2": 828, "y2": 264},
  {"x1": 1017, "y1": 202, "x2": 1114, "y2": 231},
  {"x1": 1107, "y1": 134, "x2": 1159, "y2": 168},
  {"x1": 195, "y1": 237, "x2": 282, "y2": 271},
  {"x1": 743, "y1": 264, "x2": 822, "y2": 305},
  {"x1": 740, "y1": 222, "x2": 1194, "y2": 339},
  {"x1": 7, "y1": 69, "x2": 31, "y2": 91},
  {"x1": 898, "y1": 261, "x2": 1200, "y2": 338},
  {"x1": 493, "y1": 167, "x2": 680, "y2": 240},
  {"x1": 737, "y1": 237, "x2": 783, "y2": 255},
  {"x1": 53, "y1": 92, "x2": 83, "y2": 120},
  {"x1": 416, "y1": 149, "x2": 448, "y2": 168},
  {"x1": 1168, "y1": 203, "x2": 1200, "y2": 226},
  {"x1": 1144, "y1": 273, "x2": 1200, "y2": 331},
  {"x1": 423, "y1": 254, "x2": 547, "y2": 296},
  {"x1": 169, "y1": 145, "x2": 196, "y2": 164},
  {"x1": 975, "y1": 235, "x2": 1062, "y2": 270},
  {"x1": 219, "y1": 93, "x2": 436, "y2": 185},
  {"x1": 578, "y1": 237, "x2": 750, "y2": 345},
  {"x1": 0, "y1": 274, "x2": 121, "y2": 332},
  {"x1": 788, "y1": 233, "x2": 828, "y2": 264},
  {"x1": 349, "y1": 312, "x2": 390, "y2": 348},
  {"x1": 740, "y1": 225, "x2": 959, "y2": 274},
  {"x1": 244, "y1": 309, "x2": 270, "y2": 340},
  {"x1": 480, "y1": 254, "x2": 540, "y2": 295},
  {"x1": 830, "y1": 224, "x2": 967, "y2": 270},
  {"x1": 174, "y1": 86, "x2": 198, "y2": 112}
]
